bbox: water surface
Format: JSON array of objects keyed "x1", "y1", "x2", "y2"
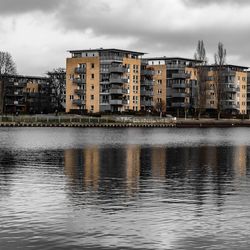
[{"x1": 0, "y1": 128, "x2": 250, "y2": 249}]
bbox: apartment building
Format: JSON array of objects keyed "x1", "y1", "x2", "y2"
[
  {"x1": 247, "y1": 71, "x2": 250, "y2": 115},
  {"x1": 66, "y1": 48, "x2": 145, "y2": 113},
  {"x1": 140, "y1": 60, "x2": 154, "y2": 111},
  {"x1": 147, "y1": 57, "x2": 200, "y2": 115},
  {"x1": 0, "y1": 74, "x2": 54, "y2": 114},
  {"x1": 202, "y1": 65, "x2": 248, "y2": 115}
]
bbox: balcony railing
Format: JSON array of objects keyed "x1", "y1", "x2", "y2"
[
  {"x1": 141, "y1": 80, "x2": 153, "y2": 86},
  {"x1": 172, "y1": 92, "x2": 188, "y2": 98},
  {"x1": 110, "y1": 99, "x2": 128, "y2": 105},
  {"x1": 100, "y1": 56, "x2": 123, "y2": 62},
  {"x1": 110, "y1": 88, "x2": 128, "y2": 94},
  {"x1": 140, "y1": 90, "x2": 153, "y2": 96},
  {"x1": 222, "y1": 84, "x2": 240, "y2": 93},
  {"x1": 109, "y1": 66, "x2": 127, "y2": 73},
  {"x1": 72, "y1": 99, "x2": 84, "y2": 106},
  {"x1": 75, "y1": 67, "x2": 86, "y2": 74},
  {"x1": 74, "y1": 89, "x2": 86, "y2": 96},
  {"x1": 221, "y1": 103, "x2": 240, "y2": 110},
  {"x1": 167, "y1": 64, "x2": 185, "y2": 70},
  {"x1": 172, "y1": 102, "x2": 190, "y2": 108},
  {"x1": 110, "y1": 77, "x2": 128, "y2": 84},
  {"x1": 172, "y1": 73, "x2": 191, "y2": 79},
  {"x1": 141, "y1": 69, "x2": 154, "y2": 76},
  {"x1": 172, "y1": 83, "x2": 189, "y2": 88},
  {"x1": 5, "y1": 82, "x2": 25, "y2": 88},
  {"x1": 141, "y1": 100, "x2": 154, "y2": 106},
  {"x1": 73, "y1": 78, "x2": 86, "y2": 85}
]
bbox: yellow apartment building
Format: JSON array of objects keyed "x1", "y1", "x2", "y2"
[
  {"x1": 202, "y1": 65, "x2": 247, "y2": 115},
  {"x1": 66, "y1": 48, "x2": 145, "y2": 113},
  {"x1": 147, "y1": 57, "x2": 200, "y2": 115}
]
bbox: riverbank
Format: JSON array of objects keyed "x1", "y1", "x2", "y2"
[{"x1": 1, "y1": 115, "x2": 250, "y2": 128}]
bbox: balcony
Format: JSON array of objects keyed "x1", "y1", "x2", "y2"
[
  {"x1": 110, "y1": 88, "x2": 128, "y2": 94},
  {"x1": 73, "y1": 78, "x2": 86, "y2": 85},
  {"x1": 172, "y1": 73, "x2": 190, "y2": 79},
  {"x1": 167, "y1": 64, "x2": 185, "y2": 70},
  {"x1": 141, "y1": 100, "x2": 154, "y2": 106},
  {"x1": 172, "y1": 83, "x2": 188, "y2": 88},
  {"x1": 223, "y1": 84, "x2": 240, "y2": 93},
  {"x1": 100, "y1": 56, "x2": 123, "y2": 63},
  {"x1": 72, "y1": 99, "x2": 84, "y2": 106},
  {"x1": 223, "y1": 71, "x2": 236, "y2": 77},
  {"x1": 5, "y1": 91, "x2": 23, "y2": 97},
  {"x1": 172, "y1": 102, "x2": 189, "y2": 108},
  {"x1": 75, "y1": 67, "x2": 86, "y2": 74},
  {"x1": 6, "y1": 82, "x2": 25, "y2": 88},
  {"x1": 222, "y1": 103, "x2": 240, "y2": 110},
  {"x1": 140, "y1": 90, "x2": 153, "y2": 96},
  {"x1": 5, "y1": 100, "x2": 25, "y2": 106},
  {"x1": 141, "y1": 69, "x2": 154, "y2": 76},
  {"x1": 109, "y1": 66, "x2": 127, "y2": 73},
  {"x1": 110, "y1": 77, "x2": 128, "y2": 84},
  {"x1": 141, "y1": 79, "x2": 153, "y2": 86},
  {"x1": 110, "y1": 99, "x2": 128, "y2": 105},
  {"x1": 74, "y1": 89, "x2": 85, "y2": 95},
  {"x1": 172, "y1": 92, "x2": 187, "y2": 98}
]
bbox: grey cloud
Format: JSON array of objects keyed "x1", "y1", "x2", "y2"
[
  {"x1": 183, "y1": 0, "x2": 250, "y2": 6},
  {"x1": 0, "y1": 0, "x2": 62, "y2": 14}
]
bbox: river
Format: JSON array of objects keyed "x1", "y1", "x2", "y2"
[{"x1": 0, "y1": 127, "x2": 250, "y2": 249}]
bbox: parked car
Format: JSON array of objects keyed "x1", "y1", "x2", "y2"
[{"x1": 166, "y1": 114, "x2": 177, "y2": 121}]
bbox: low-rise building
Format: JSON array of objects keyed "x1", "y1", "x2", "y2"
[{"x1": 0, "y1": 74, "x2": 53, "y2": 114}]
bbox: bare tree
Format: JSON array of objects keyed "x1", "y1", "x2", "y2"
[
  {"x1": 154, "y1": 99, "x2": 166, "y2": 118},
  {"x1": 214, "y1": 42, "x2": 227, "y2": 119},
  {"x1": 194, "y1": 40, "x2": 207, "y2": 119},
  {"x1": 0, "y1": 51, "x2": 17, "y2": 75},
  {"x1": 47, "y1": 68, "x2": 66, "y2": 112}
]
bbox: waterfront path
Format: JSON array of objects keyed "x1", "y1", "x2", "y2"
[{"x1": 0, "y1": 115, "x2": 250, "y2": 128}]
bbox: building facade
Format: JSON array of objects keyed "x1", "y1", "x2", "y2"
[
  {"x1": 0, "y1": 74, "x2": 54, "y2": 114},
  {"x1": 202, "y1": 65, "x2": 248, "y2": 115},
  {"x1": 66, "y1": 48, "x2": 145, "y2": 113},
  {"x1": 246, "y1": 71, "x2": 250, "y2": 115},
  {"x1": 147, "y1": 57, "x2": 200, "y2": 115}
]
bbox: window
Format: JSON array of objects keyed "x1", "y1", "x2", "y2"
[
  {"x1": 91, "y1": 85, "x2": 94, "y2": 90},
  {"x1": 91, "y1": 95, "x2": 94, "y2": 100},
  {"x1": 242, "y1": 77, "x2": 246, "y2": 81},
  {"x1": 91, "y1": 63, "x2": 95, "y2": 69},
  {"x1": 157, "y1": 80, "x2": 162, "y2": 85},
  {"x1": 70, "y1": 95, "x2": 74, "y2": 100},
  {"x1": 91, "y1": 105, "x2": 94, "y2": 111},
  {"x1": 91, "y1": 74, "x2": 94, "y2": 79}
]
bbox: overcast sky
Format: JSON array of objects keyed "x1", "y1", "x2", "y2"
[{"x1": 0, "y1": 0, "x2": 249, "y2": 75}]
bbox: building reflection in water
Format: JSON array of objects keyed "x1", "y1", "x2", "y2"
[
  {"x1": 125, "y1": 145, "x2": 140, "y2": 195},
  {"x1": 233, "y1": 146, "x2": 247, "y2": 177},
  {"x1": 64, "y1": 147, "x2": 99, "y2": 191},
  {"x1": 63, "y1": 144, "x2": 249, "y2": 205}
]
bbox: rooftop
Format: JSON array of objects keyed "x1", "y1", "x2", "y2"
[
  {"x1": 201, "y1": 64, "x2": 249, "y2": 70},
  {"x1": 0, "y1": 74, "x2": 49, "y2": 80},
  {"x1": 145, "y1": 56, "x2": 203, "y2": 63},
  {"x1": 68, "y1": 48, "x2": 145, "y2": 56}
]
